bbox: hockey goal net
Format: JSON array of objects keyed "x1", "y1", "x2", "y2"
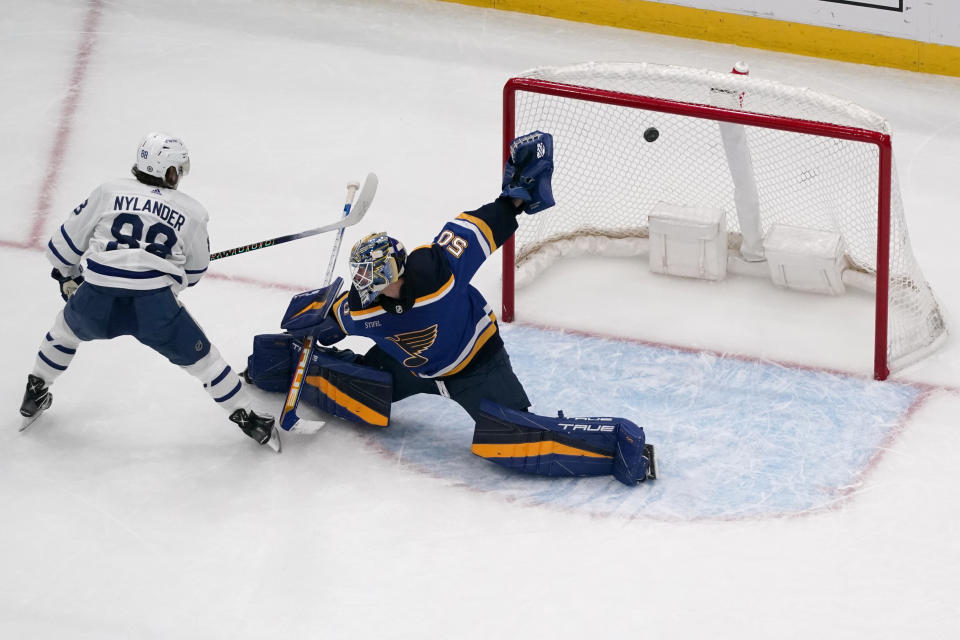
[{"x1": 501, "y1": 62, "x2": 945, "y2": 380}]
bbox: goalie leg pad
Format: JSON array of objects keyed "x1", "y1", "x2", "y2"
[
  {"x1": 301, "y1": 348, "x2": 393, "y2": 426},
  {"x1": 245, "y1": 337, "x2": 393, "y2": 425},
  {"x1": 472, "y1": 400, "x2": 650, "y2": 485},
  {"x1": 245, "y1": 333, "x2": 298, "y2": 393}
]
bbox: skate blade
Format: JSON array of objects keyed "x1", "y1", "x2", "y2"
[
  {"x1": 19, "y1": 412, "x2": 44, "y2": 432},
  {"x1": 265, "y1": 427, "x2": 282, "y2": 453},
  {"x1": 645, "y1": 444, "x2": 658, "y2": 481}
]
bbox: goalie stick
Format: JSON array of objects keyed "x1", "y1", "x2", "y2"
[
  {"x1": 278, "y1": 176, "x2": 375, "y2": 434},
  {"x1": 208, "y1": 172, "x2": 379, "y2": 261}
]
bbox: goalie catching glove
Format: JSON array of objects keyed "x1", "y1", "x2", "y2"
[{"x1": 501, "y1": 131, "x2": 555, "y2": 214}]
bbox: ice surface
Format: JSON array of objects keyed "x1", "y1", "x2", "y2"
[
  {"x1": 373, "y1": 325, "x2": 927, "y2": 519},
  {"x1": 2, "y1": 1, "x2": 960, "y2": 638}
]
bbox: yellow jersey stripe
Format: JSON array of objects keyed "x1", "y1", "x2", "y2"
[
  {"x1": 455, "y1": 213, "x2": 497, "y2": 252},
  {"x1": 414, "y1": 274, "x2": 454, "y2": 305},
  {"x1": 348, "y1": 275, "x2": 456, "y2": 321},
  {"x1": 305, "y1": 374, "x2": 389, "y2": 426},
  {"x1": 439, "y1": 312, "x2": 497, "y2": 377},
  {"x1": 471, "y1": 440, "x2": 612, "y2": 460},
  {"x1": 350, "y1": 304, "x2": 385, "y2": 318}
]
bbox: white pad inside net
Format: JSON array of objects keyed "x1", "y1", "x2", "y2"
[{"x1": 508, "y1": 62, "x2": 946, "y2": 375}]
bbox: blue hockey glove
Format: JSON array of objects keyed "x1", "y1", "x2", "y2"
[
  {"x1": 501, "y1": 131, "x2": 555, "y2": 214},
  {"x1": 51, "y1": 268, "x2": 83, "y2": 302},
  {"x1": 280, "y1": 277, "x2": 346, "y2": 344},
  {"x1": 311, "y1": 314, "x2": 347, "y2": 346}
]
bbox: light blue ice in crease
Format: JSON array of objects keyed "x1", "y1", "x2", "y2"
[{"x1": 360, "y1": 325, "x2": 924, "y2": 519}]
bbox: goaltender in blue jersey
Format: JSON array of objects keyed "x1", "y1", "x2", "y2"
[
  {"x1": 249, "y1": 131, "x2": 657, "y2": 485},
  {"x1": 333, "y1": 199, "x2": 519, "y2": 382}
]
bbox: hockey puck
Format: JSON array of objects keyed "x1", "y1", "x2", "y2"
[{"x1": 644, "y1": 127, "x2": 659, "y2": 142}]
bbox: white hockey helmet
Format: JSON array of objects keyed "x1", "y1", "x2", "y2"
[{"x1": 134, "y1": 132, "x2": 190, "y2": 186}]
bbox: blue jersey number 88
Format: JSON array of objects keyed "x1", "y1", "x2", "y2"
[{"x1": 107, "y1": 212, "x2": 178, "y2": 258}]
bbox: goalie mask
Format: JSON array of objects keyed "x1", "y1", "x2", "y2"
[
  {"x1": 133, "y1": 132, "x2": 191, "y2": 188},
  {"x1": 348, "y1": 232, "x2": 406, "y2": 306}
]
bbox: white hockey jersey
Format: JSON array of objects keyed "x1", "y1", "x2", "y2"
[{"x1": 45, "y1": 178, "x2": 211, "y2": 292}]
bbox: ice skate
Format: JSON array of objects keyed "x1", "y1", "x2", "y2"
[
  {"x1": 19, "y1": 374, "x2": 52, "y2": 432},
  {"x1": 230, "y1": 408, "x2": 282, "y2": 453},
  {"x1": 643, "y1": 443, "x2": 658, "y2": 481}
]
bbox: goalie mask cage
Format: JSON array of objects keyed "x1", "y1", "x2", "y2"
[{"x1": 501, "y1": 62, "x2": 946, "y2": 380}]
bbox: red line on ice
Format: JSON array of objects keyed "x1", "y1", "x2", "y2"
[{"x1": 30, "y1": 0, "x2": 105, "y2": 246}]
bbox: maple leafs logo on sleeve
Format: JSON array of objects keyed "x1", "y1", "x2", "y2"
[{"x1": 386, "y1": 324, "x2": 438, "y2": 368}]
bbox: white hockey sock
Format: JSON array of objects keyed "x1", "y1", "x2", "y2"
[
  {"x1": 181, "y1": 346, "x2": 254, "y2": 414},
  {"x1": 33, "y1": 310, "x2": 82, "y2": 384}
]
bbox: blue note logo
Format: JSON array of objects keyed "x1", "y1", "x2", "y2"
[{"x1": 387, "y1": 324, "x2": 438, "y2": 368}]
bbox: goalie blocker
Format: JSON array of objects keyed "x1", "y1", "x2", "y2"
[{"x1": 245, "y1": 333, "x2": 657, "y2": 485}]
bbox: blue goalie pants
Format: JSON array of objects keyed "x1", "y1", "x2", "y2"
[{"x1": 360, "y1": 344, "x2": 531, "y2": 422}]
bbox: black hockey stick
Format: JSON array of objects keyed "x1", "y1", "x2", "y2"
[{"x1": 208, "y1": 172, "x2": 378, "y2": 261}]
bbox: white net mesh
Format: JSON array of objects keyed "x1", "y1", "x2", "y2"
[{"x1": 509, "y1": 62, "x2": 945, "y2": 375}]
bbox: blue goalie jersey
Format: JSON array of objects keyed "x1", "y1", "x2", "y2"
[{"x1": 331, "y1": 197, "x2": 520, "y2": 379}]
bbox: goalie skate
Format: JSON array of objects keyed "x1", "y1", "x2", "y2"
[{"x1": 643, "y1": 444, "x2": 658, "y2": 481}]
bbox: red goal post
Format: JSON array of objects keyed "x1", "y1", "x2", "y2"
[{"x1": 500, "y1": 63, "x2": 945, "y2": 381}]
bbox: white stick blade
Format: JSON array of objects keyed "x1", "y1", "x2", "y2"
[
  {"x1": 287, "y1": 418, "x2": 326, "y2": 435},
  {"x1": 351, "y1": 172, "x2": 378, "y2": 218}
]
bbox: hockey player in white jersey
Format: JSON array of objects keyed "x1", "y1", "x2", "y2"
[{"x1": 19, "y1": 132, "x2": 281, "y2": 451}]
